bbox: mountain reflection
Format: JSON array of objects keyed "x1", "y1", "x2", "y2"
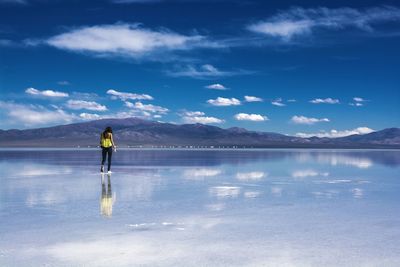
[{"x1": 2, "y1": 149, "x2": 399, "y2": 167}]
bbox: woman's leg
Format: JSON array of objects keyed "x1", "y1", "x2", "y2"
[
  {"x1": 107, "y1": 148, "x2": 113, "y2": 172},
  {"x1": 101, "y1": 148, "x2": 106, "y2": 172}
]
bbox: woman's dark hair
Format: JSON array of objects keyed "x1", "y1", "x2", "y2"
[{"x1": 103, "y1": 126, "x2": 113, "y2": 138}]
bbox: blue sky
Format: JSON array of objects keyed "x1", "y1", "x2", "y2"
[{"x1": 0, "y1": 0, "x2": 399, "y2": 137}]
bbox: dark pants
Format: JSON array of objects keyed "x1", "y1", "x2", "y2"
[{"x1": 101, "y1": 147, "x2": 113, "y2": 171}]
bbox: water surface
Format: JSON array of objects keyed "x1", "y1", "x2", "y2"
[{"x1": 1, "y1": 149, "x2": 399, "y2": 267}]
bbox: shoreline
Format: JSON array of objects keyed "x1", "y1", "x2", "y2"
[{"x1": 1, "y1": 147, "x2": 400, "y2": 151}]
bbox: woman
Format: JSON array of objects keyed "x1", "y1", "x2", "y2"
[{"x1": 100, "y1": 126, "x2": 116, "y2": 173}]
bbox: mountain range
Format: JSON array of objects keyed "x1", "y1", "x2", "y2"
[{"x1": 0, "y1": 117, "x2": 399, "y2": 148}]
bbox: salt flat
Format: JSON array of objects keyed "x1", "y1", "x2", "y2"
[{"x1": 0, "y1": 149, "x2": 399, "y2": 267}]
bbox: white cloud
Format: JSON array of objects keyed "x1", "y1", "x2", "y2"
[
  {"x1": 349, "y1": 102, "x2": 363, "y2": 107},
  {"x1": 25, "y1": 87, "x2": 69, "y2": 98},
  {"x1": 167, "y1": 64, "x2": 251, "y2": 79},
  {"x1": 183, "y1": 116, "x2": 224, "y2": 124},
  {"x1": 180, "y1": 110, "x2": 224, "y2": 124},
  {"x1": 45, "y1": 23, "x2": 219, "y2": 59},
  {"x1": 271, "y1": 98, "x2": 286, "y2": 106},
  {"x1": 290, "y1": 115, "x2": 329, "y2": 125},
  {"x1": 295, "y1": 127, "x2": 375, "y2": 138},
  {"x1": 123, "y1": 101, "x2": 134, "y2": 108},
  {"x1": 287, "y1": 99, "x2": 297, "y2": 102},
  {"x1": 79, "y1": 113, "x2": 101, "y2": 120},
  {"x1": 271, "y1": 101, "x2": 285, "y2": 106},
  {"x1": 349, "y1": 97, "x2": 368, "y2": 107},
  {"x1": 0, "y1": 101, "x2": 76, "y2": 127},
  {"x1": 182, "y1": 111, "x2": 205, "y2": 117},
  {"x1": 107, "y1": 89, "x2": 153, "y2": 101},
  {"x1": 207, "y1": 97, "x2": 241, "y2": 106},
  {"x1": 126, "y1": 101, "x2": 169, "y2": 114},
  {"x1": 310, "y1": 98, "x2": 339, "y2": 104},
  {"x1": 353, "y1": 97, "x2": 365, "y2": 102},
  {"x1": 249, "y1": 20, "x2": 312, "y2": 40},
  {"x1": 66, "y1": 100, "x2": 107, "y2": 111},
  {"x1": 234, "y1": 113, "x2": 268, "y2": 122},
  {"x1": 248, "y1": 6, "x2": 400, "y2": 40},
  {"x1": 205, "y1": 83, "x2": 227, "y2": 90},
  {"x1": 244, "y1": 95, "x2": 263, "y2": 102}
]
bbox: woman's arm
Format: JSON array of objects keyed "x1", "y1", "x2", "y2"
[{"x1": 111, "y1": 133, "x2": 116, "y2": 148}]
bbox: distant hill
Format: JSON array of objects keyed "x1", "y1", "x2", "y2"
[{"x1": 0, "y1": 117, "x2": 399, "y2": 148}]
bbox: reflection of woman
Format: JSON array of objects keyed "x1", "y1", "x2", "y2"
[
  {"x1": 100, "y1": 126, "x2": 116, "y2": 173},
  {"x1": 101, "y1": 173, "x2": 114, "y2": 218}
]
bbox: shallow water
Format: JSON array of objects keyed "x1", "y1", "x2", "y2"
[{"x1": 0, "y1": 149, "x2": 399, "y2": 267}]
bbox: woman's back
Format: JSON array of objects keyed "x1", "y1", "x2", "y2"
[{"x1": 101, "y1": 132, "x2": 113, "y2": 148}]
